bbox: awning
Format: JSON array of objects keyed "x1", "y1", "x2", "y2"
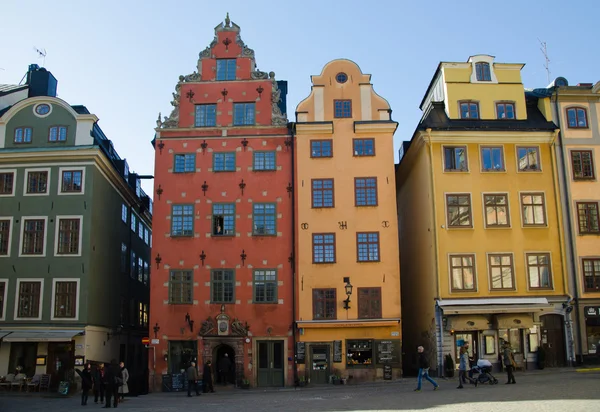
[
  {"x1": 438, "y1": 297, "x2": 553, "y2": 315},
  {"x1": 297, "y1": 319, "x2": 401, "y2": 329},
  {"x1": 494, "y1": 314, "x2": 534, "y2": 329},
  {"x1": 2, "y1": 330, "x2": 83, "y2": 342},
  {"x1": 446, "y1": 315, "x2": 490, "y2": 331}
]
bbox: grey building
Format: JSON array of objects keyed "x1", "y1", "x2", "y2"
[{"x1": 0, "y1": 65, "x2": 152, "y2": 393}]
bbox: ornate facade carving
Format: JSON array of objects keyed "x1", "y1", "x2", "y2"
[
  {"x1": 199, "y1": 316, "x2": 215, "y2": 336},
  {"x1": 231, "y1": 318, "x2": 250, "y2": 336},
  {"x1": 270, "y1": 72, "x2": 288, "y2": 126}
]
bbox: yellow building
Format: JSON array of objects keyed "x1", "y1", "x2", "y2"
[
  {"x1": 549, "y1": 79, "x2": 600, "y2": 364},
  {"x1": 293, "y1": 59, "x2": 401, "y2": 383},
  {"x1": 396, "y1": 55, "x2": 572, "y2": 376}
]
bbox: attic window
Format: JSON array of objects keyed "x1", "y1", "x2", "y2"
[
  {"x1": 336, "y1": 73, "x2": 348, "y2": 84},
  {"x1": 475, "y1": 62, "x2": 491, "y2": 81}
]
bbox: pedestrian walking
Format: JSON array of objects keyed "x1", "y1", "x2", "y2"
[
  {"x1": 203, "y1": 360, "x2": 215, "y2": 393},
  {"x1": 77, "y1": 363, "x2": 93, "y2": 406},
  {"x1": 186, "y1": 362, "x2": 201, "y2": 397},
  {"x1": 118, "y1": 361, "x2": 129, "y2": 403},
  {"x1": 457, "y1": 346, "x2": 477, "y2": 389},
  {"x1": 413, "y1": 346, "x2": 439, "y2": 392},
  {"x1": 93, "y1": 363, "x2": 105, "y2": 404},
  {"x1": 218, "y1": 353, "x2": 231, "y2": 385},
  {"x1": 503, "y1": 343, "x2": 517, "y2": 384}
]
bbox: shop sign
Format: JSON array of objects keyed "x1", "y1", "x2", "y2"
[
  {"x1": 585, "y1": 306, "x2": 600, "y2": 317},
  {"x1": 391, "y1": 331, "x2": 399, "y2": 337}
]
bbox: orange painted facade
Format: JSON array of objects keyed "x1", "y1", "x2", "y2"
[{"x1": 150, "y1": 16, "x2": 294, "y2": 389}]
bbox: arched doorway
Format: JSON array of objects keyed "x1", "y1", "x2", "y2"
[
  {"x1": 213, "y1": 344, "x2": 236, "y2": 385},
  {"x1": 540, "y1": 314, "x2": 566, "y2": 367}
]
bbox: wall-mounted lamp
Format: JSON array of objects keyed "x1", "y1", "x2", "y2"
[
  {"x1": 185, "y1": 313, "x2": 194, "y2": 333},
  {"x1": 343, "y1": 277, "x2": 353, "y2": 310}
]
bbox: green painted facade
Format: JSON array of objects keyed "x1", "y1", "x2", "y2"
[{"x1": 5, "y1": 103, "x2": 77, "y2": 149}]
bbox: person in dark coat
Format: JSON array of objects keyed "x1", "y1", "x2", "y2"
[
  {"x1": 103, "y1": 359, "x2": 122, "y2": 408},
  {"x1": 202, "y1": 360, "x2": 215, "y2": 393},
  {"x1": 218, "y1": 353, "x2": 232, "y2": 385},
  {"x1": 77, "y1": 363, "x2": 93, "y2": 405},
  {"x1": 186, "y1": 362, "x2": 201, "y2": 397},
  {"x1": 93, "y1": 363, "x2": 105, "y2": 404}
]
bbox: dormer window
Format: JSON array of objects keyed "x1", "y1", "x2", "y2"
[
  {"x1": 475, "y1": 62, "x2": 491, "y2": 81},
  {"x1": 566, "y1": 107, "x2": 588, "y2": 128},
  {"x1": 460, "y1": 102, "x2": 479, "y2": 119},
  {"x1": 216, "y1": 59, "x2": 236, "y2": 81}
]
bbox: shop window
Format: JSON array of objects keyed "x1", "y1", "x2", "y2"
[
  {"x1": 528, "y1": 327, "x2": 539, "y2": 353},
  {"x1": 586, "y1": 317, "x2": 600, "y2": 355},
  {"x1": 346, "y1": 340, "x2": 373, "y2": 367},
  {"x1": 498, "y1": 329, "x2": 522, "y2": 353},
  {"x1": 168, "y1": 341, "x2": 198, "y2": 375},
  {"x1": 484, "y1": 335, "x2": 496, "y2": 355}
]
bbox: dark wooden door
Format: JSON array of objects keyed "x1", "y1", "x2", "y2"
[
  {"x1": 47, "y1": 342, "x2": 75, "y2": 389},
  {"x1": 541, "y1": 314, "x2": 566, "y2": 367},
  {"x1": 256, "y1": 340, "x2": 284, "y2": 387},
  {"x1": 310, "y1": 346, "x2": 330, "y2": 384}
]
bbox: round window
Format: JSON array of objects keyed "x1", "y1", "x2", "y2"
[
  {"x1": 35, "y1": 104, "x2": 51, "y2": 115},
  {"x1": 336, "y1": 73, "x2": 348, "y2": 84}
]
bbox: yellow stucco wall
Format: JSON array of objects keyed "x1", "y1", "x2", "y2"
[
  {"x1": 557, "y1": 96, "x2": 600, "y2": 299},
  {"x1": 294, "y1": 59, "x2": 401, "y2": 343},
  {"x1": 430, "y1": 139, "x2": 566, "y2": 297}
]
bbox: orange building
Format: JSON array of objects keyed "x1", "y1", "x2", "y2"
[
  {"x1": 293, "y1": 60, "x2": 401, "y2": 383},
  {"x1": 150, "y1": 15, "x2": 293, "y2": 389}
]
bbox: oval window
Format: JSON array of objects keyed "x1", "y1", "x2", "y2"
[
  {"x1": 336, "y1": 73, "x2": 348, "y2": 84},
  {"x1": 35, "y1": 104, "x2": 51, "y2": 115}
]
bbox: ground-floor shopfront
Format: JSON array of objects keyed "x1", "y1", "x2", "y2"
[
  {"x1": 576, "y1": 300, "x2": 600, "y2": 364},
  {"x1": 0, "y1": 326, "x2": 147, "y2": 392},
  {"x1": 295, "y1": 319, "x2": 402, "y2": 384},
  {"x1": 436, "y1": 297, "x2": 571, "y2": 374}
]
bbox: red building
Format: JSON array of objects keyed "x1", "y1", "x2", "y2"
[{"x1": 150, "y1": 15, "x2": 293, "y2": 389}]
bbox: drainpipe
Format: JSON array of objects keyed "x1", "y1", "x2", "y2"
[
  {"x1": 290, "y1": 124, "x2": 298, "y2": 386},
  {"x1": 425, "y1": 128, "x2": 443, "y2": 376},
  {"x1": 553, "y1": 91, "x2": 584, "y2": 365}
]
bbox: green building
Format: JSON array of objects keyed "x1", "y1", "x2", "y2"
[{"x1": 0, "y1": 65, "x2": 152, "y2": 393}]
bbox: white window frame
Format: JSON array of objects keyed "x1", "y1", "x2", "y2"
[
  {"x1": 18, "y1": 216, "x2": 48, "y2": 257},
  {"x1": 54, "y1": 215, "x2": 83, "y2": 257},
  {"x1": 0, "y1": 278, "x2": 8, "y2": 321},
  {"x1": 14, "y1": 278, "x2": 44, "y2": 321},
  {"x1": 469, "y1": 56, "x2": 499, "y2": 84},
  {"x1": 0, "y1": 169, "x2": 17, "y2": 197},
  {"x1": 50, "y1": 278, "x2": 80, "y2": 321},
  {"x1": 23, "y1": 167, "x2": 51, "y2": 196},
  {"x1": 0, "y1": 217, "x2": 14, "y2": 258},
  {"x1": 57, "y1": 166, "x2": 86, "y2": 196}
]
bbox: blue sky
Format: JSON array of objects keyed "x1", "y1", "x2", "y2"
[{"x1": 1, "y1": 0, "x2": 598, "y2": 196}]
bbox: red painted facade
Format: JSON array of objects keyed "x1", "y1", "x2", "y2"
[{"x1": 150, "y1": 17, "x2": 293, "y2": 389}]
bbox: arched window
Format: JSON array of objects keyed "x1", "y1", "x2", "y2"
[
  {"x1": 566, "y1": 107, "x2": 588, "y2": 128},
  {"x1": 475, "y1": 62, "x2": 491, "y2": 81}
]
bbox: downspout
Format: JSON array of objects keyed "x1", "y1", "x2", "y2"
[
  {"x1": 553, "y1": 92, "x2": 584, "y2": 365},
  {"x1": 425, "y1": 128, "x2": 443, "y2": 376},
  {"x1": 290, "y1": 124, "x2": 298, "y2": 386},
  {"x1": 549, "y1": 128, "x2": 575, "y2": 367}
]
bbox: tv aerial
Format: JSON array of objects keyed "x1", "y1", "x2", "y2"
[{"x1": 33, "y1": 47, "x2": 47, "y2": 66}]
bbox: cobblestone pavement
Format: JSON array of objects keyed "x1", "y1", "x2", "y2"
[{"x1": 1, "y1": 370, "x2": 599, "y2": 412}]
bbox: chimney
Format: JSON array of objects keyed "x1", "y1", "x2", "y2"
[{"x1": 26, "y1": 64, "x2": 58, "y2": 98}]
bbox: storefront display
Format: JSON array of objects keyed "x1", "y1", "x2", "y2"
[{"x1": 346, "y1": 340, "x2": 373, "y2": 367}]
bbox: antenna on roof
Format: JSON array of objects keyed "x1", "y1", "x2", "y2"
[
  {"x1": 33, "y1": 46, "x2": 47, "y2": 66},
  {"x1": 538, "y1": 39, "x2": 550, "y2": 84}
]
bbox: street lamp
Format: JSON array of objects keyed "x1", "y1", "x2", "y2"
[{"x1": 343, "y1": 277, "x2": 353, "y2": 310}]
